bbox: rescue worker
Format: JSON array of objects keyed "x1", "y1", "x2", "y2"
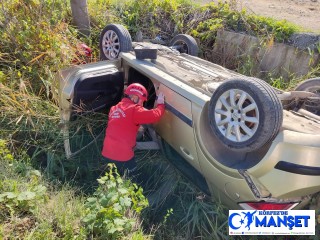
[{"x1": 101, "y1": 83, "x2": 165, "y2": 176}]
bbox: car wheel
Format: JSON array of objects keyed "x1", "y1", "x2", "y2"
[
  {"x1": 208, "y1": 78, "x2": 283, "y2": 152},
  {"x1": 169, "y1": 34, "x2": 199, "y2": 56},
  {"x1": 295, "y1": 78, "x2": 320, "y2": 93},
  {"x1": 295, "y1": 78, "x2": 320, "y2": 116},
  {"x1": 99, "y1": 24, "x2": 132, "y2": 60}
]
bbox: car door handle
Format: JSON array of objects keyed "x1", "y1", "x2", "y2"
[{"x1": 180, "y1": 146, "x2": 194, "y2": 161}]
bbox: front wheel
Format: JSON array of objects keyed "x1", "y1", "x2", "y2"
[
  {"x1": 208, "y1": 78, "x2": 283, "y2": 152},
  {"x1": 99, "y1": 24, "x2": 132, "y2": 60}
]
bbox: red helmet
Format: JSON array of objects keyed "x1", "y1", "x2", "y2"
[{"x1": 125, "y1": 83, "x2": 148, "y2": 102}]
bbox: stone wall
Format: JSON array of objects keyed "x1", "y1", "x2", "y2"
[{"x1": 210, "y1": 30, "x2": 320, "y2": 81}]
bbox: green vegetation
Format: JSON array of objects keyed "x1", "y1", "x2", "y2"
[
  {"x1": 82, "y1": 164, "x2": 149, "y2": 239},
  {"x1": 1, "y1": 0, "x2": 319, "y2": 239},
  {"x1": 0, "y1": 139, "x2": 85, "y2": 239}
]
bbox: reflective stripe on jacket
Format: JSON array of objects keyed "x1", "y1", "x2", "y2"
[{"x1": 102, "y1": 98, "x2": 165, "y2": 161}]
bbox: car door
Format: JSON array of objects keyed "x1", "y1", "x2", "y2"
[
  {"x1": 155, "y1": 84, "x2": 201, "y2": 172},
  {"x1": 72, "y1": 70, "x2": 123, "y2": 114},
  {"x1": 57, "y1": 61, "x2": 124, "y2": 158}
]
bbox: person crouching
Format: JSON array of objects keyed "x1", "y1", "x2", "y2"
[{"x1": 101, "y1": 83, "x2": 165, "y2": 176}]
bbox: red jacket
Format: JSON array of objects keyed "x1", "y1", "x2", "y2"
[{"x1": 102, "y1": 98, "x2": 165, "y2": 161}]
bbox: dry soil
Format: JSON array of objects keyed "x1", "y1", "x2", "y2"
[{"x1": 198, "y1": 0, "x2": 320, "y2": 33}]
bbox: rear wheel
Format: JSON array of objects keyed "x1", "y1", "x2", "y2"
[
  {"x1": 295, "y1": 78, "x2": 320, "y2": 93},
  {"x1": 169, "y1": 34, "x2": 199, "y2": 56},
  {"x1": 295, "y1": 78, "x2": 320, "y2": 115},
  {"x1": 99, "y1": 24, "x2": 132, "y2": 60},
  {"x1": 208, "y1": 78, "x2": 283, "y2": 152}
]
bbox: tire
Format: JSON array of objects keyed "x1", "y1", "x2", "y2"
[
  {"x1": 169, "y1": 34, "x2": 199, "y2": 56},
  {"x1": 208, "y1": 78, "x2": 283, "y2": 152},
  {"x1": 99, "y1": 24, "x2": 132, "y2": 60},
  {"x1": 294, "y1": 78, "x2": 320, "y2": 115},
  {"x1": 295, "y1": 78, "x2": 320, "y2": 93}
]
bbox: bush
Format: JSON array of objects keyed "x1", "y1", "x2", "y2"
[{"x1": 82, "y1": 164, "x2": 149, "y2": 239}]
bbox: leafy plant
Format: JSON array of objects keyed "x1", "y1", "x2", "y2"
[
  {"x1": 82, "y1": 164, "x2": 148, "y2": 239},
  {"x1": 0, "y1": 140, "x2": 47, "y2": 219},
  {"x1": 0, "y1": 139, "x2": 14, "y2": 162},
  {"x1": 0, "y1": 185, "x2": 47, "y2": 216}
]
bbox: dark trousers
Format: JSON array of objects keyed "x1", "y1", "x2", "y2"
[{"x1": 101, "y1": 156, "x2": 137, "y2": 177}]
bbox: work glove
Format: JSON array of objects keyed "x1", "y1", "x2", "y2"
[{"x1": 157, "y1": 92, "x2": 165, "y2": 104}]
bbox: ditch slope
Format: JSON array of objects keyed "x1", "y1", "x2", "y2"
[{"x1": 199, "y1": 0, "x2": 320, "y2": 33}]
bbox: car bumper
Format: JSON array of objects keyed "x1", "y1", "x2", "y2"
[{"x1": 248, "y1": 130, "x2": 320, "y2": 199}]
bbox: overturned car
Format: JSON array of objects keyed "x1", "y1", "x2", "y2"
[{"x1": 56, "y1": 24, "x2": 320, "y2": 210}]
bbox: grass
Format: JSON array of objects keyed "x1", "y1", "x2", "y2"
[
  {"x1": 134, "y1": 150, "x2": 231, "y2": 239},
  {"x1": 0, "y1": 140, "x2": 87, "y2": 239},
  {"x1": 1, "y1": 0, "x2": 320, "y2": 239}
]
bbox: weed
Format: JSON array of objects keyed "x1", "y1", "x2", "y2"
[
  {"x1": 134, "y1": 150, "x2": 229, "y2": 239},
  {"x1": 32, "y1": 184, "x2": 88, "y2": 240},
  {"x1": 238, "y1": 55, "x2": 255, "y2": 76},
  {"x1": 0, "y1": 141, "x2": 46, "y2": 218},
  {"x1": 82, "y1": 163, "x2": 149, "y2": 239},
  {"x1": 0, "y1": 140, "x2": 89, "y2": 239},
  {"x1": 268, "y1": 74, "x2": 289, "y2": 90},
  {"x1": 1, "y1": 0, "x2": 319, "y2": 239}
]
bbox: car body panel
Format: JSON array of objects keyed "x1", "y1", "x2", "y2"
[
  {"x1": 120, "y1": 52, "x2": 211, "y2": 107},
  {"x1": 155, "y1": 84, "x2": 201, "y2": 172},
  {"x1": 248, "y1": 130, "x2": 320, "y2": 198},
  {"x1": 56, "y1": 60, "x2": 121, "y2": 122},
  {"x1": 56, "y1": 60, "x2": 122, "y2": 158}
]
